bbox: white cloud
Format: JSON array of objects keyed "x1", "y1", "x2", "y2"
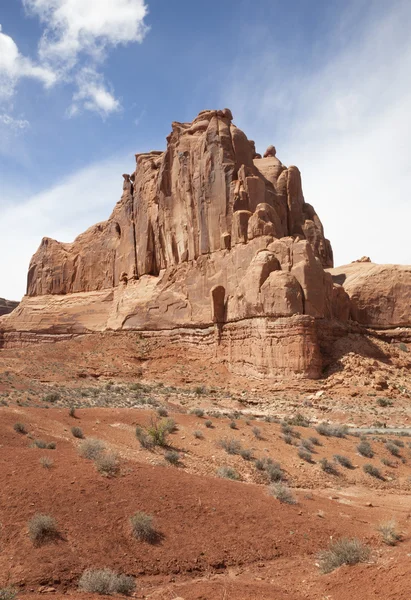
[
  {"x1": 0, "y1": 153, "x2": 133, "y2": 300},
  {"x1": 23, "y1": 0, "x2": 149, "y2": 65},
  {"x1": 224, "y1": 1, "x2": 411, "y2": 267},
  {"x1": 69, "y1": 67, "x2": 120, "y2": 117},
  {"x1": 0, "y1": 114, "x2": 30, "y2": 129},
  {"x1": 0, "y1": 23, "x2": 56, "y2": 100}
]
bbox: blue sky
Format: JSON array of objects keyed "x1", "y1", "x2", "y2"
[{"x1": 1, "y1": 0, "x2": 411, "y2": 299}]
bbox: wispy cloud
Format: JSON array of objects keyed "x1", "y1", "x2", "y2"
[
  {"x1": 0, "y1": 153, "x2": 133, "y2": 300},
  {"x1": 68, "y1": 67, "x2": 121, "y2": 117},
  {"x1": 224, "y1": 1, "x2": 411, "y2": 267}
]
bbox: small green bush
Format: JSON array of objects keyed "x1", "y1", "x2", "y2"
[
  {"x1": 135, "y1": 426, "x2": 154, "y2": 449},
  {"x1": 79, "y1": 569, "x2": 135, "y2": 596},
  {"x1": 28, "y1": 513, "x2": 58, "y2": 544},
  {"x1": 204, "y1": 420, "x2": 213, "y2": 428},
  {"x1": 377, "y1": 398, "x2": 393, "y2": 407},
  {"x1": 268, "y1": 482, "x2": 296, "y2": 504},
  {"x1": 318, "y1": 538, "x2": 371, "y2": 573},
  {"x1": 357, "y1": 440, "x2": 374, "y2": 458},
  {"x1": 71, "y1": 426, "x2": 84, "y2": 439},
  {"x1": 130, "y1": 512, "x2": 157, "y2": 543},
  {"x1": 0, "y1": 587, "x2": 17, "y2": 600},
  {"x1": 217, "y1": 466, "x2": 240, "y2": 480}
]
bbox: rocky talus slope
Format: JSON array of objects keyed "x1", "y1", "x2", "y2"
[{"x1": 1, "y1": 109, "x2": 409, "y2": 377}]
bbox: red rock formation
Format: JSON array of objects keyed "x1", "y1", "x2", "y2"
[{"x1": 2, "y1": 109, "x2": 409, "y2": 379}]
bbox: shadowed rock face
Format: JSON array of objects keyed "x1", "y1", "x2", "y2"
[
  {"x1": 0, "y1": 298, "x2": 18, "y2": 316},
  {"x1": 26, "y1": 109, "x2": 333, "y2": 297}
]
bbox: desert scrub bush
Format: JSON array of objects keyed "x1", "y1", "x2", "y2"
[
  {"x1": 286, "y1": 413, "x2": 310, "y2": 427},
  {"x1": 78, "y1": 438, "x2": 105, "y2": 460},
  {"x1": 381, "y1": 457, "x2": 394, "y2": 467},
  {"x1": 357, "y1": 440, "x2": 374, "y2": 458},
  {"x1": 309, "y1": 436, "x2": 321, "y2": 446},
  {"x1": 130, "y1": 512, "x2": 157, "y2": 543},
  {"x1": 217, "y1": 466, "x2": 240, "y2": 480},
  {"x1": 268, "y1": 482, "x2": 296, "y2": 504},
  {"x1": 240, "y1": 448, "x2": 253, "y2": 461},
  {"x1": 69, "y1": 407, "x2": 76, "y2": 418},
  {"x1": 204, "y1": 419, "x2": 213, "y2": 428},
  {"x1": 193, "y1": 430, "x2": 203, "y2": 439},
  {"x1": 256, "y1": 459, "x2": 284, "y2": 482},
  {"x1": 194, "y1": 386, "x2": 206, "y2": 396},
  {"x1": 190, "y1": 407, "x2": 204, "y2": 417},
  {"x1": 157, "y1": 406, "x2": 168, "y2": 417},
  {"x1": 164, "y1": 450, "x2": 180, "y2": 465},
  {"x1": 377, "y1": 398, "x2": 393, "y2": 407},
  {"x1": 316, "y1": 422, "x2": 348, "y2": 438},
  {"x1": 135, "y1": 426, "x2": 154, "y2": 449},
  {"x1": 0, "y1": 588, "x2": 17, "y2": 600},
  {"x1": 298, "y1": 447, "x2": 313, "y2": 462},
  {"x1": 252, "y1": 426, "x2": 262, "y2": 440},
  {"x1": 95, "y1": 453, "x2": 119, "y2": 477},
  {"x1": 28, "y1": 513, "x2": 58, "y2": 544},
  {"x1": 363, "y1": 463, "x2": 383, "y2": 479},
  {"x1": 318, "y1": 538, "x2": 371, "y2": 573},
  {"x1": 218, "y1": 438, "x2": 242, "y2": 455},
  {"x1": 43, "y1": 392, "x2": 60, "y2": 403},
  {"x1": 47, "y1": 442, "x2": 56, "y2": 450},
  {"x1": 79, "y1": 569, "x2": 135, "y2": 596},
  {"x1": 391, "y1": 439, "x2": 405, "y2": 447},
  {"x1": 320, "y1": 458, "x2": 339, "y2": 475},
  {"x1": 281, "y1": 423, "x2": 301, "y2": 439},
  {"x1": 385, "y1": 441, "x2": 401, "y2": 456},
  {"x1": 146, "y1": 417, "x2": 174, "y2": 446},
  {"x1": 300, "y1": 438, "x2": 314, "y2": 452},
  {"x1": 39, "y1": 456, "x2": 54, "y2": 469},
  {"x1": 229, "y1": 420, "x2": 237, "y2": 430},
  {"x1": 377, "y1": 520, "x2": 401, "y2": 545},
  {"x1": 32, "y1": 439, "x2": 47, "y2": 449},
  {"x1": 334, "y1": 454, "x2": 353, "y2": 469},
  {"x1": 71, "y1": 426, "x2": 84, "y2": 439},
  {"x1": 13, "y1": 422, "x2": 27, "y2": 434},
  {"x1": 282, "y1": 433, "x2": 293, "y2": 445}
]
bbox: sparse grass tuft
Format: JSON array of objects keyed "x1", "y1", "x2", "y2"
[
  {"x1": 309, "y1": 436, "x2": 321, "y2": 446},
  {"x1": 268, "y1": 482, "x2": 296, "y2": 504},
  {"x1": 217, "y1": 466, "x2": 240, "y2": 480},
  {"x1": 157, "y1": 406, "x2": 168, "y2": 417},
  {"x1": 282, "y1": 433, "x2": 293, "y2": 445},
  {"x1": 71, "y1": 426, "x2": 84, "y2": 439},
  {"x1": 135, "y1": 426, "x2": 154, "y2": 449},
  {"x1": 385, "y1": 441, "x2": 401, "y2": 457},
  {"x1": 240, "y1": 448, "x2": 253, "y2": 461},
  {"x1": 357, "y1": 440, "x2": 374, "y2": 458},
  {"x1": 318, "y1": 538, "x2": 371, "y2": 573},
  {"x1": 69, "y1": 407, "x2": 76, "y2": 418},
  {"x1": 300, "y1": 438, "x2": 314, "y2": 452},
  {"x1": 377, "y1": 520, "x2": 401, "y2": 546},
  {"x1": 298, "y1": 447, "x2": 313, "y2": 462},
  {"x1": 78, "y1": 438, "x2": 105, "y2": 460},
  {"x1": 252, "y1": 427, "x2": 262, "y2": 440},
  {"x1": 13, "y1": 422, "x2": 27, "y2": 434},
  {"x1": 79, "y1": 569, "x2": 135, "y2": 596},
  {"x1": 130, "y1": 512, "x2": 157, "y2": 543},
  {"x1": 28, "y1": 513, "x2": 58, "y2": 544}
]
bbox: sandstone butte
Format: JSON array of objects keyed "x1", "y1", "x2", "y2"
[{"x1": 0, "y1": 109, "x2": 410, "y2": 378}]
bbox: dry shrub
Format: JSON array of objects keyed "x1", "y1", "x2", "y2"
[
  {"x1": 0, "y1": 588, "x2": 16, "y2": 600},
  {"x1": 39, "y1": 456, "x2": 54, "y2": 469},
  {"x1": 71, "y1": 426, "x2": 84, "y2": 439},
  {"x1": 13, "y1": 422, "x2": 27, "y2": 434},
  {"x1": 78, "y1": 438, "x2": 105, "y2": 460},
  {"x1": 218, "y1": 438, "x2": 242, "y2": 455},
  {"x1": 130, "y1": 512, "x2": 157, "y2": 543},
  {"x1": 95, "y1": 452, "x2": 119, "y2": 477},
  {"x1": 79, "y1": 569, "x2": 135, "y2": 596},
  {"x1": 316, "y1": 422, "x2": 348, "y2": 438},
  {"x1": 377, "y1": 520, "x2": 401, "y2": 545},
  {"x1": 318, "y1": 538, "x2": 371, "y2": 573},
  {"x1": 28, "y1": 514, "x2": 58, "y2": 544},
  {"x1": 217, "y1": 466, "x2": 240, "y2": 480},
  {"x1": 357, "y1": 440, "x2": 374, "y2": 458},
  {"x1": 268, "y1": 482, "x2": 296, "y2": 504}
]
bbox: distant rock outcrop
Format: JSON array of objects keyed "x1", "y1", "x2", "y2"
[
  {"x1": 1, "y1": 110, "x2": 410, "y2": 378},
  {"x1": 0, "y1": 298, "x2": 18, "y2": 316}
]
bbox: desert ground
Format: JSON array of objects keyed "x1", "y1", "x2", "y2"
[{"x1": 1, "y1": 333, "x2": 411, "y2": 600}]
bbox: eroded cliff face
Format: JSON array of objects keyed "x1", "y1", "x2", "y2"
[
  {"x1": 26, "y1": 109, "x2": 332, "y2": 297},
  {"x1": 3, "y1": 109, "x2": 409, "y2": 379}
]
